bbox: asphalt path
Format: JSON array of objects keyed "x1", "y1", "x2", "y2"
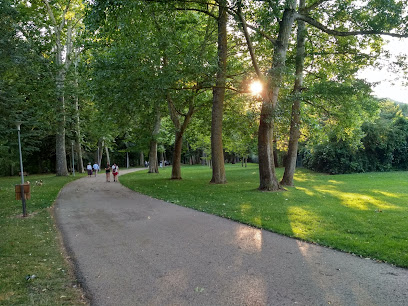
[{"x1": 55, "y1": 168, "x2": 408, "y2": 306}]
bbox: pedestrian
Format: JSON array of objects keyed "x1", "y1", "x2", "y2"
[
  {"x1": 105, "y1": 163, "x2": 111, "y2": 182},
  {"x1": 112, "y1": 163, "x2": 119, "y2": 182},
  {"x1": 93, "y1": 162, "x2": 99, "y2": 177},
  {"x1": 87, "y1": 163, "x2": 92, "y2": 177}
]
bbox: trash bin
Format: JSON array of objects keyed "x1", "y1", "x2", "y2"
[{"x1": 15, "y1": 183, "x2": 31, "y2": 200}]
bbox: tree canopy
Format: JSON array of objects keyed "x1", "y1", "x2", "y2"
[{"x1": 1, "y1": 0, "x2": 408, "y2": 190}]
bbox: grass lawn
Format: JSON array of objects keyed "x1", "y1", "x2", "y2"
[
  {"x1": 0, "y1": 174, "x2": 87, "y2": 305},
  {"x1": 121, "y1": 164, "x2": 408, "y2": 268}
]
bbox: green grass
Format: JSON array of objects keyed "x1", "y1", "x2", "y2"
[
  {"x1": 0, "y1": 174, "x2": 87, "y2": 305},
  {"x1": 121, "y1": 164, "x2": 408, "y2": 268}
]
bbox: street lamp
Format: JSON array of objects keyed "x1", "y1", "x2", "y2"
[
  {"x1": 71, "y1": 140, "x2": 75, "y2": 176},
  {"x1": 16, "y1": 121, "x2": 27, "y2": 217}
]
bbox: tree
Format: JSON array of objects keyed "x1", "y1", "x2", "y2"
[
  {"x1": 280, "y1": 0, "x2": 306, "y2": 186},
  {"x1": 34, "y1": 0, "x2": 86, "y2": 175},
  {"x1": 209, "y1": 0, "x2": 229, "y2": 184},
  {"x1": 235, "y1": 0, "x2": 408, "y2": 190}
]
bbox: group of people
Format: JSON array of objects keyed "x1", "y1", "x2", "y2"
[
  {"x1": 87, "y1": 162, "x2": 100, "y2": 177},
  {"x1": 86, "y1": 162, "x2": 119, "y2": 182},
  {"x1": 105, "y1": 163, "x2": 119, "y2": 182}
]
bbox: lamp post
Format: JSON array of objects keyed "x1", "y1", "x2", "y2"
[
  {"x1": 71, "y1": 140, "x2": 75, "y2": 176},
  {"x1": 16, "y1": 121, "x2": 27, "y2": 217}
]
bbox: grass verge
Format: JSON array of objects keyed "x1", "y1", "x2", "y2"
[
  {"x1": 0, "y1": 174, "x2": 87, "y2": 305},
  {"x1": 120, "y1": 164, "x2": 408, "y2": 268}
]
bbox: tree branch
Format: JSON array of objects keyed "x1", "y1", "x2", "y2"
[
  {"x1": 296, "y1": 13, "x2": 408, "y2": 38},
  {"x1": 59, "y1": 0, "x2": 72, "y2": 33},
  {"x1": 173, "y1": 7, "x2": 217, "y2": 19},
  {"x1": 303, "y1": 0, "x2": 329, "y2": 13},
  {"x1": 166, "y1": 93, "x2": 182, "y2": 129},
  {"x1": 42, "y1": 0, "x2": 57, "y2": 27},
  {"x1": 65, "y1": 21, "x2": 73, "y2": 71},
  {"x1": 227, "y1": 8, "x2": 277, "y2": 45},
  {"x1": 236, "y1": 1, "x2": 262, "y2": 78}
]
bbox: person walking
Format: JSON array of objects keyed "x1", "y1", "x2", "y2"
[
  {"x1": 87, "y1": 163, "x2": 92, "y2": 177},
  {"x1": 105, "y1": 163, "x2": 111, "y2": 182},
  {"x1": 112, "y1": 163, "x2": 119, "y2": 182},
  {"x1": 93, "y1": 162, "x2": 99, "y2": 177}
]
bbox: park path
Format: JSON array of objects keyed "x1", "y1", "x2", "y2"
[{"x1": 55, "y1": 168, "x2": 408, "y2": 306}]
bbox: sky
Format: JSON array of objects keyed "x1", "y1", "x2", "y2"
[{"x1": 358, "y1": 37, "x2": 408, "y2": 104}]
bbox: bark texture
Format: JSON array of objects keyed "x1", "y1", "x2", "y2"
[
  {"x1": 140, "y1": 152, "x2": 144, "y2": 166},
  {"x1": 167, "y1": 93, "x2": 195, "y2": 179},
  {"x1": 148, "y1": 105, "x2": 161, "y2": 173},
  {"x1": 74, "y1": 62, "x2": 84, "y2": 173},
  {"x1": 281, "y1": 4, "x2": 306, "y2": 186},
  {"x1": 105, "y1": 146, "x2": 110, "y2": 165},
  {"x1": 258, "y1": 6, "x2": 296, "y2": 190},
  {"x1": 55, "y1": 43, "x2": 68, "y2": 176},
  {"x1": 98, "y1": 140, "x2": 103, "y2": 167},
  {"x1": 210, "y1": 0, "x2": 228, "y2": 184},
  {"x1": 43, "y1": 1, "x2": 73, "y2": 176}
]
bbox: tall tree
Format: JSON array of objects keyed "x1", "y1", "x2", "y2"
[
  {"x1": 280, "y1": 0, "x2": 306, "y2": 186},
  {"x1": 40, "y1": 0, "x2": 84, "y2": 175},
  {"x1": 210, "y1": 0, "x2": 228, "y2": 184}
]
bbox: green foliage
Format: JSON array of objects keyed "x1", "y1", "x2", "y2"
[
  {"x1": 0, "y1": 0, "x2": 57, "y2": 176},
  {"x1": 121, "y1": 165, "x2": 408, "y2": 268},
  {"x1": 303, "y1": 101, "x2": 408, "y2": 174}
]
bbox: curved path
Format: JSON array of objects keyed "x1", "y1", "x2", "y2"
[{"x1": 55, "y1": 169, "x2": 408, "y2": 306}]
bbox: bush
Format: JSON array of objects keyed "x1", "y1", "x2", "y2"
[{"x1": 303, "y1": 115, "x2": 408, "y2": 174}]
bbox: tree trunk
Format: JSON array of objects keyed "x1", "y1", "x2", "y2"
[
  {"x1": 166, "y1": 90, "x2": 195, "y2": 179},
  {"x1": 54, "y1": 20, "x2": 73, "y2": 176},
  {"x1": 148, "y1": 104, "x2": 161, "y2": 173},
  {"x1": 281, "y1": 1, "x2": 306, "y2": 187},
  {"x1": 74, "y1": 62, "x2": 84, "y2": 173},
  {"x1": 210, "y1": 0, "x2": 228, "y2": 184},
  {"x1": 55, "y1": 71, "x2": 68, "y2": 176},
  {"x1": 140, "y1": 151, "x2": 144, "y2": 166},
  {"x1": 273, "y1": 137, "x2": 279, "y2": 167},
  {"x1": 172, "y1": 131, "x2": 183, "y2": 179},
  {"x1": 258, "y1": 6, "x2": 296, "y2": 191},
  {"x1": 105, "y1": 145, "x2": 110, "y2": 165},
  {"x1": 148, "y1": 141, "x2": 158, "y2": 173},
  {"x1": 75, "y1": 141, "x2": 83, "y2": 172},
  {"x1": 258, "y1": 104, "x2": 280, "y2": 190},
  {"x1": 160, "y1": 151, "x2": 164, "y2": 167},
  {"x1": 98, "y1": 140, "x2": 103, "y2": 167}
]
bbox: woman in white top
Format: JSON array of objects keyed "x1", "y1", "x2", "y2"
[{"x1": 112, "y1": 163, "x2": 119, "y2": 182}]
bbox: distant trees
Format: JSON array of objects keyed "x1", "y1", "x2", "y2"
[
  {"x1": 303, "y1": 101, "x2": 408, "y2": 174},
  {"x1": 0, "y1": 0, "x2": 55, "y2": 175}
]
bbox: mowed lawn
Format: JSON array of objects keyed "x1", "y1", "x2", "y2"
[
  {"x1": 0, "y1": 174, "x2": 86, "y2": 305},
  {"x1": 121, "y1": 164, "x2": 408, "y2": 268}
]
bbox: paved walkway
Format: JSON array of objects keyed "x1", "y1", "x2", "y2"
[{"x1": 55, "y1": 169, "x2": 408, "y2": 306}]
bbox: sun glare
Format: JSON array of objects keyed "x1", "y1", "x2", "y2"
[{"x1": 249, "y1": 80, "x2": 263, "y2": 96}]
